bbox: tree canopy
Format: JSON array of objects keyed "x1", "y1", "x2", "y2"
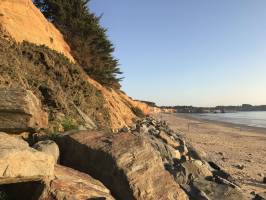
[{"x1": 34, "y1": 0, "x2": 122, "y2": 89}]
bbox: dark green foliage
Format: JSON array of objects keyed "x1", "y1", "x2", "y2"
[
  {"x1": 33, "y1": 0, "x2": 123, "y2": 89},
  {"x1": 0, "y1": 191, "x2": 8, "y2": 200},
  {"x1": 0, "y1": 32, "x2": 111, "y2": 130}
]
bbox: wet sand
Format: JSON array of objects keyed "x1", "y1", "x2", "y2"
[{"x1": 154, "y1": 113, "x2": 266, "y2": 194}]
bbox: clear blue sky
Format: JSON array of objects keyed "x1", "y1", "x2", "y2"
[{"x1": 90, "y1": 0, "x2": 266, "y2": 106}]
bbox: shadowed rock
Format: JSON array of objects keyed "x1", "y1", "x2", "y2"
[
  {"x1": 48, "y1": 165, "x2": 115, "y2": 200},
  {"x1": 0, "y1": 89, "x2": 48, "y2": 133},
  {"x1": 56, "y1": 131, "x2": 188, "y2": 200}
]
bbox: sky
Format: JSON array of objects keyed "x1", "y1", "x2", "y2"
[{"x1": 90, "y1": 0, "x2": 266, "y2": 106}]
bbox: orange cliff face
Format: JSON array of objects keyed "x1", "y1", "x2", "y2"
[{"x1": 0, "y1": 0, "x2": 74, "y2": 61}]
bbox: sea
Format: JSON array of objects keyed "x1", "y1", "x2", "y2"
[{"x1": 191, "y1": 111, "x2": 266, "y2": 128}]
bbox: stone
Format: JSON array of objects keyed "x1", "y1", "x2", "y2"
[
  {"x1": 182, "y1": 160, "x2": 213, "y2": 178},
  {"x1": 263, "y1": 177, "x2": 266, "y2": 184},
  {"x1": 159, "y1": 131, "x2": 180, "y2": 148},
  {"x1": 0, "y1": 89, "x2": 48, "y2": 133},
  {"x1": 233, "y1": 164, "x2": 245, "y2": 170},
  {"x1": 56, "y1": 131, "x2": 189, "y2": 200},
  {"x1": 48, "y1": 165, "x2": 115, "y2": 200},
  {"x1": 0, "y1": 132, "x2": 55, "y2": 184},
  {"x1": 190, "y1": 178, "x2": 250, "y2": 200},
  {"x1": 254, "y1": 192, "x2": 266, "y2": 200},
  {"x1": 120, "y1": 126, "x2": 129, "y2": 132},
  {"x1": 33, "y1": 140, "x2": 60, "y2": 163}
]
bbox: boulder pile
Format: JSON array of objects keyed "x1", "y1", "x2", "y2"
[
  {"x1": 0, "y1": 88, "x2": 255, "y2": 199},
  {"x1": 123, "y1": 117, "x2": 251, "y2": 200}
]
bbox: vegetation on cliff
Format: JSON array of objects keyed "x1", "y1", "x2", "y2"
[
  {"x1": 0, "y1": 31, "x2": 111, "y2": 131},
  {"x1": 34, "y1": 0, "x2": 122, "y2": 89}
]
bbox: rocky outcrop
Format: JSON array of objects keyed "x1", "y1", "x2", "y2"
[
  {"x1": 0, "y1": 0, "x2": 74, "y2": 61},
  {"x1": 0, "y1": 89, "x2": 48, "y2": 133},
  {"x1": 47, "y1": 165, "x2": 115, "y2": 200},
  {"x1": 56, "y1": 131, "x2": 188, "y2": 200},
  {"x1": 0, "y1": 132, "x2": 54, "y2": 185},
  {"x1": 130, "y1": 117, "x2": 251, "y2": 200},
  {"x1": 33, "y1": 140, "x2": 60, "y2": 163}
]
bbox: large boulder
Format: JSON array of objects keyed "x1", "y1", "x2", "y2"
[
  {"x1": 33, "y1": 140, "x2": 60, "y2": 163},
  {"x1": 48, "y1": 165, "x2": 115, "y2": 200},
  {"x1": 56, "y1": 131, "x2": 188, "y2": 200},
  {"x1": 0, "y1": 89, "x2": 48, "y2": 133},
  {"x1": 0, "y1": 132, "x2": 55, "y2": 185}
]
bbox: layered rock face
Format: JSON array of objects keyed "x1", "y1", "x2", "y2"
[
  {"x1": 0, "y1": 0, "x2": 74, "y2": 61},
  {"x1": 56, "y1": 131, "x2": 188, "y2": 200},
  {"x1": 48, "y1": 165, "x2": 115, "y2": 200},
  {"x1": 0, "y1": 89, "x2": 48, "y2": 133}
]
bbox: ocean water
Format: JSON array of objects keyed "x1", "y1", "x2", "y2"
[{"x1": 192, "y1": 111, "x2": 266, "y2": 128}]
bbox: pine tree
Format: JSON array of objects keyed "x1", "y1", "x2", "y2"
[{"x1": 34, "y1": 0, "x2": 123, "y2": 89}]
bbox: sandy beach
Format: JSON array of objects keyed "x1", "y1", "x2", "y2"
[{"x1": 155, "y1": 113, "x2": 266, "y2": 194}]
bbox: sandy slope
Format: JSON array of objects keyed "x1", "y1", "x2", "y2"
[
  {"x1": 155, "y1": 113, "x2": 266, "y2": 194},
  {"x1": 0, "y1": 0, "x2": 74, "y2": 61}
]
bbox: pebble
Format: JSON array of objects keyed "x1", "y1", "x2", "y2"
[{"x1": 233, "y1": 164, "x2": 245, "y2": 170}]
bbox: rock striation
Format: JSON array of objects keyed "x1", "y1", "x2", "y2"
[
  {"x1": 0, "y1": 89, "x2": 48, "y2": 133},
  {"x1": 47, "y1": 165, "x2": 115, "y2": 200},
  {"x1": 56, "y1": 131, "x2": 188, "y2": 200},
  {"x1": 55, "y1": 117, "x2": 251, "y2": 200}
]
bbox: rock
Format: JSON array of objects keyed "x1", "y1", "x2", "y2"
[
  {"x1": 190, "y1": 178, "x2": 250, "y2": 200},
  {"x1": 0, "y1": 89, "x2": 48, "y2": 133},
  {"x1": 254, "y1": 192, "x2": 266, "y2": 200},
  {"x1": 159, "y1": 131, "x2": 180, "y2": 148},
  {"x1": 177, "y1": 142, "x2": 189, "y2": 156},
  {"x1": 120, "y1": 126, "x2": 129, "y2": 132},
  {"x1": 182, "y1": 160, "x2": 213, "y2": 178},
  {"x1": 33, "y1": 140, "x2": 60, "y2": 163},
  {"x1": 147, "y1": 134, "x2": 181, "y2": 163},
  {"x1": 233, "y1": 164, "x2": 245, "y2": 170},
  {"x1": 48, "y1": 165, "x2": 115, "y2": 200},
  {"x1": 56, "y1": 131, "x2": 189, "y2": 200},
  {"x1": 0, "y1": 132, "x2": 55, "y2": 184},
  {"x1": 263, "y1": 177, "x2": 266, "y2": 184}
]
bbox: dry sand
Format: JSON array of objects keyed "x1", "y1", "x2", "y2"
[{"x1": 155, "y1": 113, "x2": 266, "y2": 194}]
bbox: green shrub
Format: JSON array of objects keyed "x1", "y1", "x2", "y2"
[{"x1": 61, "y1": 117, "x2": 78, "y2": 131}]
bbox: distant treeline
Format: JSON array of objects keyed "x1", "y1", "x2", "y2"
[{"x1": 161, "y1": 104, "x2": 266, "y2": 113}]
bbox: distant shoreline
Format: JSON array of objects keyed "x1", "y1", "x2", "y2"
[{"x1": 172, "y1": 113, "x2": 266, "y2": 134}]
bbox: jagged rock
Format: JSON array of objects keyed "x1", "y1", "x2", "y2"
[
  {"x1": 159, "y1": 130, "x2": 180, "y2": 148},
  {"x1": 56, "y1": 131, "x2": 189, "y2": 200},
  {"x1": 182, "y1": 160, "x2": 213, "y2": 179},
  {"x1": 33, "y1": 140, "x2": 60, "y2": 163},
  {"x1": 135, "y1": 117, "x2": 249, "y2": 200},
  {"x1": 254, "y1": 192, "x2": 266, "y2": 200},
  {"x1": 191, "y1": 178, "x2": 250, "y2": 200},
  {"x1": 0, "y1": 89, "x2": 48, "y2": 133},
  {"x1": 48, "y1": 165, "x2": 115, "y2": 200},
  {"x1": 0, "y1": 132, "x2": 55, "y2": 185}
]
